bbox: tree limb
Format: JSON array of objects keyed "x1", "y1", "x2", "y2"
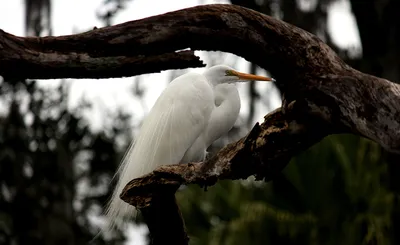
[
  {"x1": 120, "y1": 100, "x2": 331, "y2": 208},
  {"x1": 1, "y1": 3, "x2": 400, "y2": 245},
  {"x1": 120, "y1": 100, "x2": 331, "y2": 245},
  {"x1": 1, "y1": 4, "x2": 399, "y2": 152},
  {"x1": 0, "y1": 29, "x2": 204, "y2": 79}
]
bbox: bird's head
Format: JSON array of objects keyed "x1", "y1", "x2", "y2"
[{"x1": 203, "y1": 65, "x2": 275, "y2": 86}]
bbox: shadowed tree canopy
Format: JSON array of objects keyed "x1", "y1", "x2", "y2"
[
  {"x1": 0, "y1": 1, "x2": 133, "y2": 244},
  {"x1": 1, "y1": 3, "x2": 399, "y2": 245}
]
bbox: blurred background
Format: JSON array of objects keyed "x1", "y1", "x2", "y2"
[{"x1": 0, "y1": 0, "x2": 399, "y2": 244}]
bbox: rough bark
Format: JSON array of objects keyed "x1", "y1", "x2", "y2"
[
  {"x1": 349, "y1": 2, "x2": 400, "y2": 243},
  {"x1": 121, "y1": 100, "x2": 331, "y2": 208},
  {"x1": 1, "y1": 4, "x2": 400, "y2": 245}
]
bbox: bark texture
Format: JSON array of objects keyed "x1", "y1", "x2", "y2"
[{"x1": 1, "y1": 4, "x2": 400, "y2": 245}]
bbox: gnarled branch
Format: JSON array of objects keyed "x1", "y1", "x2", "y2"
[
  {"x1": 1, "y1": 4, "x2": 399, "y2": 152},
  {"x1": 121, "y1": 100, "x2": 332, "y2": 208},
  {"x1": 1, "y1": 4, "x2": 400, "y2": 245},
  {"x1": 121, "y1": 100, "x2": 332, "y2": 245}
]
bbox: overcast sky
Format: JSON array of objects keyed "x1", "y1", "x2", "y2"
[{"x1": 0, "y1": 0, "x2": 361, "y2": 244}]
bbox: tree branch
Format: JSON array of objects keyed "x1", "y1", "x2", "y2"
[
  {"x1": 120, "y1": 100, "x2": 332, "y2": 245},
  {"x1": 2, "y1": 4, "x2": 400, "y2": 245},
  {"x1": 0, "y1": 29, "x2": 204, "y2": 79},
  {"x1": 120, "y1": 100, "x2": 332, "y2": 208},
  {"x1": 1, "y1": 4, "x2": 399, "y2": 152},
  {"x1": 0, "y1": 4, "x2": 345, "y2": 79}
]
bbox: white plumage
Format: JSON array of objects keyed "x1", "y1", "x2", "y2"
[{"x1": 102, "y1": 64, "x2": 274, "y2": 234}]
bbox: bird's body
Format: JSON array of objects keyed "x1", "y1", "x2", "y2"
[{"x1": 103, "y1": 65, "x2": 274, "y2": 234}]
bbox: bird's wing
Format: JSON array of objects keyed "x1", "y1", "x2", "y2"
[{"x1": 131, "y1": 72, "x2": 214, "y2": 173}]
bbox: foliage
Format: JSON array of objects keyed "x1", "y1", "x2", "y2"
[
  {"x1": 179, "y1": 134, "x2": 396, "y2": 245},
  {"x1": 0, "y1": 78, "x2": 132, "y2": 244},
  {"x1": 0, "y1": 1, "x2": 135, "y2": 244}
]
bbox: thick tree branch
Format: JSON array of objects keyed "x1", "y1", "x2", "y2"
[
  {"x1": 1, "y1": 4, "x2": 399, "y2": 152},
  {"x1": 121, "y1": 100, "x2": 331, "y2": 208},
  {"x1": 0, "y1": 4, "x2": 345, "y2": 79},
  {"x1": 1, "y1": 4, "x2": 400, "y2": 245},
  {"x1": 121, "y1": 100, "x2": 332, "y2": 245},
  {"x1": 0, "y1": 29, "x2": 204, "y2": 79}
]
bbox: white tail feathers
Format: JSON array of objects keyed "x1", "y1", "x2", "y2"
[
  {"x1": 102, "y1": 108, "x2": 171, "y2": 234},
  {"x1": 104, "y1": 141, "x2": 138, "y2": 232},
  {"x1": 100, "y1": 99, "x2": 193, "y2": 235}
]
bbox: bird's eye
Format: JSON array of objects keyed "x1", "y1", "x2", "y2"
[{"x1": 225, "y1": 70, "x2": 234, "y2": 76}]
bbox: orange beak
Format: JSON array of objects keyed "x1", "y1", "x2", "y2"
[{"x1": 231, "y1": 70, "x2": 275, "y2": 82}]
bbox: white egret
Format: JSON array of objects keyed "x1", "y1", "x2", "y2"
[{"x1": 104, "y1": 64, "x2": 275, "y2": 233}]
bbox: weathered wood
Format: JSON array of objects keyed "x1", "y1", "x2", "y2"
[
  {"x1": 120, "y1": 100, "x2": 331, "y2": 208},
  {"x1": 140, "y1": 194, "x2": 189, "y2": 245},
  {"x1": 1, "y1": 4, "x2": 399, "y2": 153},
  {"x1": 0, "y1": 30, "x2": 204, "y2": 79}
]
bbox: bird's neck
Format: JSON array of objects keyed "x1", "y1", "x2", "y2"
[{"x1": 204, "y1": 84, "x2": 241, "y2": 146}]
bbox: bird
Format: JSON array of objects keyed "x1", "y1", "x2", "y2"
[{"x1": 103, "y1": 64, "x2": 275, "y2": 234}]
